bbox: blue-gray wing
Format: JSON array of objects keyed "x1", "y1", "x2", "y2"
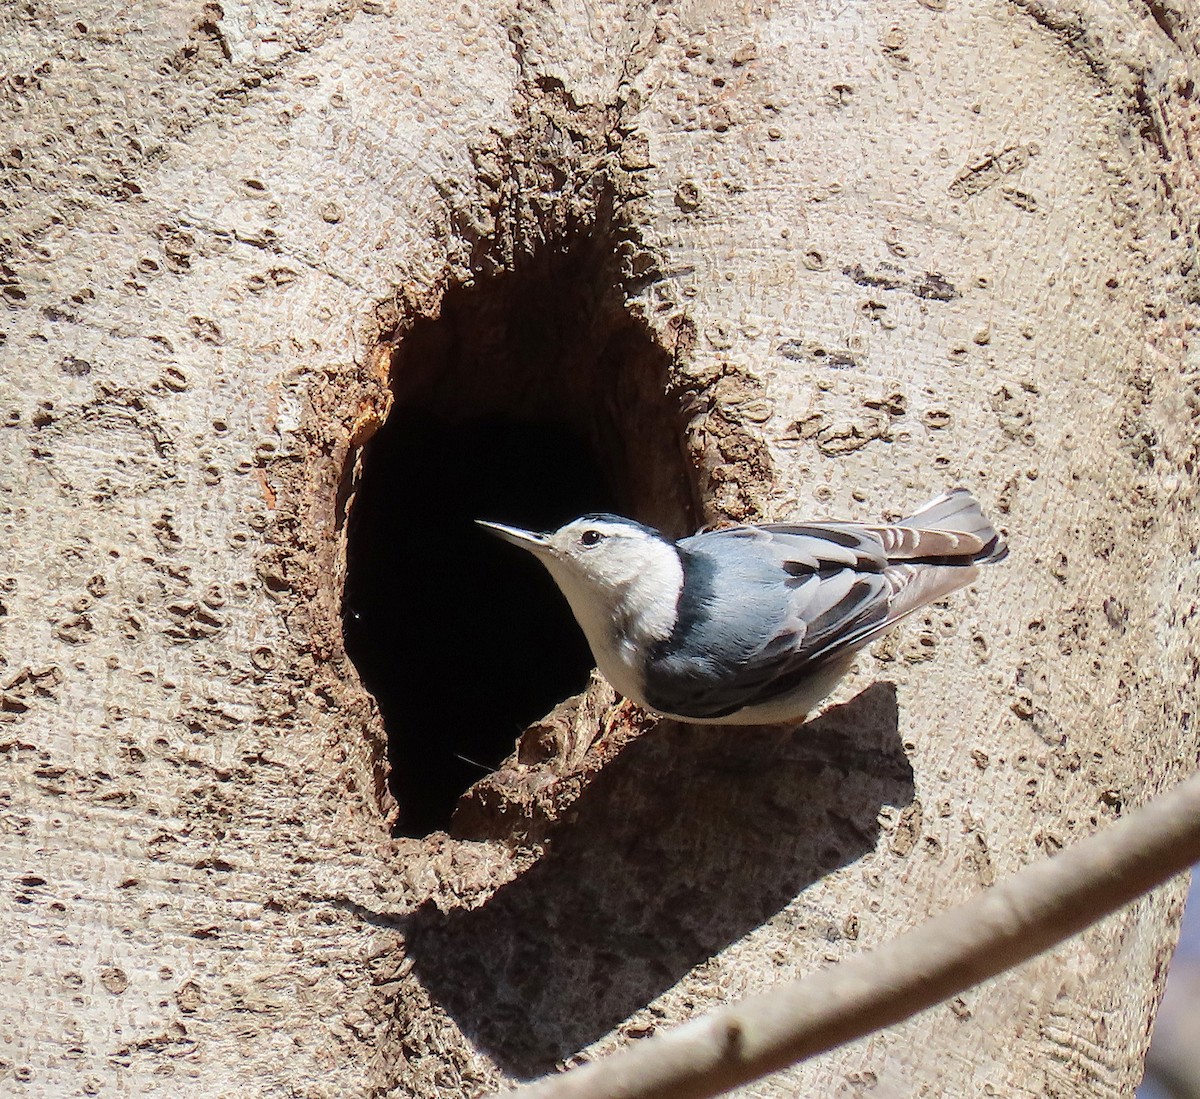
[{"x1": 641, "y1": 524, "x2": 895, "y2": 720}]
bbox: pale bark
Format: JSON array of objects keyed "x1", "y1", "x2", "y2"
[{"x1": 2, "y1": 0, "x2": 1197, "y2": 1097}]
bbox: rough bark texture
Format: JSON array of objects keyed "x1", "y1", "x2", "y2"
[{"x1": 2, "y1": 1, "x2": 1198, "y2": 1097}]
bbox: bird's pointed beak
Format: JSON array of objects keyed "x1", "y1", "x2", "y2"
[{"x1": 475, "y1": 519, "x2": 554, "y2": 556}]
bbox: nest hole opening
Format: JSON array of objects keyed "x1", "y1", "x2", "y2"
[{"x1": 343, "y1": 236, "x2": 699, "y2": 837}]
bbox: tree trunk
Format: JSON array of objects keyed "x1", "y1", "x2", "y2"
[{"x1": 3, "y1": 1, "x2": 1196, "y2": 1096}]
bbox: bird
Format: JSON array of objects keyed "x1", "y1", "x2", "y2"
[{"x1": 477, "y1": 488, "x2": 1007, "y2": 725}]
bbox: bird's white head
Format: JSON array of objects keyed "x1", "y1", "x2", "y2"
[
  {"x1": 477, "y1": 514, "x2": 675, "y2": 604},
  {"x1": 476, "y1": 514, "x2": 685, "y2": 692}
]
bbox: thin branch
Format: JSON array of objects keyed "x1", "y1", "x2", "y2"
[{"x1": 496, "y1": 771, "x2": 1200, "y2": 1099}]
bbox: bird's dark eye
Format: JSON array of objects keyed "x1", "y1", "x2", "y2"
[{"x1": 580, "y1": 529, "x2": 605, "y2": 547}]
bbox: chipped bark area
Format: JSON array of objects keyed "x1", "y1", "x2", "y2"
[{"x1": 1, "y1": 0, "x2": 1199, "y2": 1097}]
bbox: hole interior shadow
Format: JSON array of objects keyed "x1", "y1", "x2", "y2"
[
  {"x1": 342, "y1": 411, "x2": 619, "y2": 837},
  {"x1": 342, "y1": 240, "x2": 697, "y2": 837},
  {"x1": 401, "y1": 681, "x2": 914, "y2": 1076}
]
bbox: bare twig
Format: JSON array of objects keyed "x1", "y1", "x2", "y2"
[{"x1": 496, "y1": 771, "x2": 1200, "y2": 1099}]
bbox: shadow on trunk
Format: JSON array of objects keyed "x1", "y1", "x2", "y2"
[{"x1": 402, "y1": 681, "x2": 914, "y2": 1076}]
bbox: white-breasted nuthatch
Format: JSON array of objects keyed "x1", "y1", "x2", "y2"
[{"x1": 478, "y1": 488, "x2": 1007, "y2": 724}]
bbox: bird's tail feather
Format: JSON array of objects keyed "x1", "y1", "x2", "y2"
[
  {"x1": 800, "y1": 488, "x2": 1007, "y2": 673},
  {"x1": 824, "y1": 560, "x2": 978, "y2": 658},
  {"x1": 841, "y1": 488, "x2": 1005, "y2": 651},
  {"x1": 900, "y1": 487, "x2": 1008, "y2": 564},
  {"x1": 883, "y1": 560, "x2": 978, "y2": 622}
]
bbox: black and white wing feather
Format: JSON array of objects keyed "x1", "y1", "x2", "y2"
[
  {"x1": 642, "y1": 489, "x2": 1003, "y2": 720},
  {"x1": 642, "y1": 524, "x2": 889, "y2": 719}
]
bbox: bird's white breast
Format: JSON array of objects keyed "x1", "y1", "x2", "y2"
[{"x1": 542, "y1": 539, "x2": 684, "y2": 706}]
